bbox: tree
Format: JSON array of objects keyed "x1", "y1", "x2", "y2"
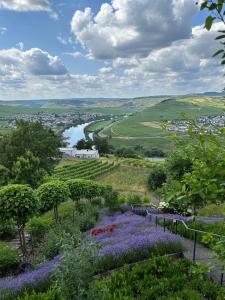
[
  {"x1": 0, "y1": 120, "x2": 62, "y2": 176},
  {"x1": 93, "y1": 137, "x2": 110, "y2": 155},
  {"x1": 162, "y1": 125, "x2": 225, "y2": 215},
  {"x1": 148, "y1": 165, "x2": 167, "y2": 191},
  {"x1": 115, "y1": 147, "x2": 138, "y2": 158},
  {"x1": 197, "y1": 1, "x2": 225, "y2": 78},
  {"x1": 0, "y1": 184, "x2": 37, "y2": 257},
  {"x1": 75, "y1": 139, "x2": 93, "y2": 150},
  {"x1": 37, "y1": 181, "x2": 70, "y2": 222},
  {"x1": 12, "y1": 151, "x2": 47, "y2": 188},
  {"x1": 0, "y1": 165, "x2": 10, "y2": 186}
]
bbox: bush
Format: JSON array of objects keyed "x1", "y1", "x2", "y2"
[
  {"x1": 79, "y1": 203, "x2": 99, "y2": 232},
  {"x1": 54, "y1": 240, "x2": 98, "y2": 300},
  {"x1": 91, "y1": 256, "x2": 225, "y2": 299},
  {"x1": 145, "y1": 148, "x2": 165, "y2": 158},
  {"x1": 0, "y1": 242, "x2": 21, "y2": 276},
  {"x1": 0, "y1": 219, "x2": 17, "y2": 240},
  {"x1": 26, "y1": 216, "x2": 54, "y2": 244},
  {"x1": 18, "y1": 289, "x2": 63, "y2": 300},
  {"x1": 127, "y1": 194, "x2": 142, "y2": 205},
  {"x1": 115, "y1": 147, "x2": 138, "y2": 158},
  {"x1": 148, "y1": 165, "x2": 166, "y2": 190},
  {"x1": 38, "y1": 223, "x2": 81, "y2": 260},
  {"x1": 104, "y1": 191, "x2": 120, "y2": 213}
]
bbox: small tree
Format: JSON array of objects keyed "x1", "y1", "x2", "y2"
[
  {"x1": 148, "y1": 165, "x2": 167, "y2": 191},
  {"x1": 37, "y1": 181, "x2": 70, "y2": 222},
  {"x1": 0, "y1": 184, "x2": 37, "y2": 257},
  {"x1": 12, "y1": 151, "x2": 47, "y2": 188}
]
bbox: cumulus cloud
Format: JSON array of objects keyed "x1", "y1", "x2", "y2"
[
  {"x1": 0, "y1": 0, "x2": 58, "y2": 19},
  {"x1": 71, "y1": 0, "x2": 197, "y2": 59}
]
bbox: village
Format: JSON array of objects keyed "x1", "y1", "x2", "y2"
[
  {"x1": 0, "y1": 111, "x2": 106, "y2": 131},
  {"x1": 169, "y1": 114, "x2": 225, "y2": 133}
]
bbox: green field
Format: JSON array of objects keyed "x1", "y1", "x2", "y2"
[
  {"x1": 85, "y1": 119, "x2": 113, "y2": 132},
  {"x1": 97, "y1": 164, "x2": 151, "y2": 194},
  {"x1": 103, "y1": 98, "x2": 224, "y2": 150}
]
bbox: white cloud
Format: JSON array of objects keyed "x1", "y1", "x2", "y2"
[
  {"x1": 99, "y1": 67, "x2": 113, "y2": 74},
  {"x1": 65, "y1": 51, "x2": 84, "y2": 58},
  {"x1": 16, "y1": 42, "x2": 24, "y2": 50},
  {"x1": 57, "y1": 35, "x2": 73, "y2": 45},
  {"x1": 0, "y1": 26, "x2": 7, "y2": 35},
  {"x1": 0, "y1": 0, "x2": 58, "y2": 19},
  {"x1": 71, "y1": 0, "x2": 197, "y2": 59}
]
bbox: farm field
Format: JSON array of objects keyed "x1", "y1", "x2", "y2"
[
  {"x1": 85, "y1": 119, "x2": 113, "y2": 132},
  {"x1": 53, "y1": 160, "x2": 117, "y2": 181},
  {"x1": 97, "y1": 165, "x2": 150, "y2": 194},
  {"x1": 103, "y1": 97, "x2": 224, "y2": 150}
]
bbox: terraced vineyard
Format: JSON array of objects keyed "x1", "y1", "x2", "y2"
[{"x1": 53, "y1": 160, "x2": 118, "y2": 180}]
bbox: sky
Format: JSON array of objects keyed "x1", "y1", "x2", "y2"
[{"x1": 0, "y1": 0, "x2": 224, "y2": 100}]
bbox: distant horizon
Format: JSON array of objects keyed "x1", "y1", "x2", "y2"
[{"x1": 0, "y1": 91, "x2": 225, "y2": 102}]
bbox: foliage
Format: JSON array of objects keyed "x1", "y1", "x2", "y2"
[
  {"x1": 75, "y1": 138, "x2": 93, "y2": 150},
  {"x1": 162, "y1": 126, "x2": 225, "y2": 214},
  {"x1": 126, "y1": 194, "x2": 142, "y2": 205},
  {"x1": 213, "y1": 238, "x2": 225, "y2": 270},
  {"x1": 91, "y1": 256, "x2": 225, "y2": 299},
  {"x1": 104, "y1": 190, "x2": 120, "y2": 213},
  {"x1": 0, "y1": 184, "x2": 37, "y2": 256},
  {"x1": 145, "y1": 147, "x2": 165, "y2": 157},
  {"x1": 148, "y1": 165, "x2": 167, "y2": 190},
  {"x1": 54, "y1": 240, "x2": 98, "y2": 300},
  {"x1": 18, "y1": 289, "x2": 63, "y2": 300},
  {"x1": 115, "y1": 147, "x2": 138, "y2": 158},
  {"x1": 26, "y1": 216, "x2": 54, "y2": 244},
  {"x1": 38, "y1": 223, "x2": 81, "y2": 261},
  {"x1": 0, "y1": 120, "x2": 62, "y2": 176},
  {"x1": 53, "y1": 160, "x2": 117, "y2": 181},
  {"x1": 0, "y1": 242, "x2": 21, "y2": 277},
  {"x1": 93, "y1": 136, "x2": 111, "y2": 154},
  {"x1": 198, "y1": 0, "x2": 225, "y2": 70},
  {"x1": 12, "y1": 151, "x2": 47, "y2": 188},
  {"x1": 37, "y1": 181, "x2": 70, "y2": 221},
  {"x1": 0, "y1": 219, "x2": 17, "y2": 240},
  {"x1": 0, "y1": 165, "x2": 10, "y2": 186}
]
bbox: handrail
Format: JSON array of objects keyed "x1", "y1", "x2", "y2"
[{"x1": 130, "y1": 204, "x2": 225, "y2": 239}]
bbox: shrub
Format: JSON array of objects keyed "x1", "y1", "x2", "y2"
[
  {"x1": 104, "y1": 191, "x2": 120, "y2": 213},
  {"x1": 127, "y1": 194, "x2": 142, "y2": 205},
  {"x1": 18, "y1": 289, "x2": 63, "y2": 300},
  {"x1": 0, "y1": 219, "x2": 17, "y2": 240},
  {"x1": 145, "y1": 148, "x2": 165, "y2": 158},
  {"x1": 79, "y1": 204, "x2": 99, "y2": 231},
  {"x1": 91, "y1": 256, "x2": 225, "y2": 299},
  {"x1": 115, "y1": 147, "x2": 138, "y2": 158},
  {"x1": 54, "y1": 240, "x2": 98, "y2": 300},
  {"x1": 26, "y1": 216, "x2": 54, "y2": 244},
  {"x1": 148, "y1": 165, "x2": 166, "y2": 190},
  {"x1": 0, "y1": 242, "x2": 21, "y2": 276},
  {"x1": 38, "y1": 223, "x2": 81, "y2": 261}
]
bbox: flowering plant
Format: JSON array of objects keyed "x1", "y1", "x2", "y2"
[{"x1": 91, "y1": 224, "x2": 117, "y2": 236}]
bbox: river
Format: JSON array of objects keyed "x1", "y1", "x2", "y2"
[{"x1": 63, "y1": 122, "x2": 94, "y2": 148}]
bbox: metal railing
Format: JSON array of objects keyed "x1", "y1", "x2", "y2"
[{"x1": 129, "y1": 204, "x2": 225, "y2": 286}]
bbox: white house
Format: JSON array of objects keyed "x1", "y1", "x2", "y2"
[{"x1": 59, "y1": 147, "x2": 99, "y2": 159}]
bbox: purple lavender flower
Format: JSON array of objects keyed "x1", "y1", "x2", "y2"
[
  {"x1": 0, "y1": 255, "x2": 61, "y2": 295},
  {"x1": 91, "y1": 212, "x2": 182, "y2": 260}
]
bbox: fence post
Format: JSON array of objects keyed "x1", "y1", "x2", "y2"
[
  {"x1": 163, "y1": 218, "x2": 166, "y2": 232},
  {"x1": 221, "y1": 273, "x2": 224, "y2": 286},
  {"x1": 175, "y1": 220, "x2": 178, "y2": 234},
  {"x1": 193, "y1": 231, "x2": 197, "y2": 261},
  {"x1": 155, "y1": 216, "x2": 158, "y2": 227}
]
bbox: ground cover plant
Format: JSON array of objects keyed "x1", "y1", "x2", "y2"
[
  {"x1": 91, "y1": 255, "x2": 225, "y2": 299},
  {"x1": 91, "y1": 212, "x2": 183, "y2": 272}
]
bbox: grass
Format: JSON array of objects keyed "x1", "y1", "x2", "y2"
[
  {"x1": 198, "y1": 204, "x2": 225, "y2": 217},
  {"x1": 104, "y1": 97, "x2": 224, "y2": 150},
  {"x1": 96, "y1": 165, "x2": 150, "y2": 193},
  {"x1": 85, "y1": 120, "x2": 113, "y2": 132}
]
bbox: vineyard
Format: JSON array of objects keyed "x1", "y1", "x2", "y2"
[{"x1": 53, "y1": 160, "x2": 118, "y2": 180}]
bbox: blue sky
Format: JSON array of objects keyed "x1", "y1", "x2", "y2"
[{"x1": 0, "y1": 0, "x2": 224, "y2": 100}]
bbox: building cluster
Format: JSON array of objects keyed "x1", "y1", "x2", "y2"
[
  {"x1": 59, "y1": 147, "x2": 99, "y2": 159},
  {"x1": 169, "y1": 114, "x2": 225, "y2": 133},
  {"x1": 0, "y1": 111, "x2": 104, "y2": 130}
]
